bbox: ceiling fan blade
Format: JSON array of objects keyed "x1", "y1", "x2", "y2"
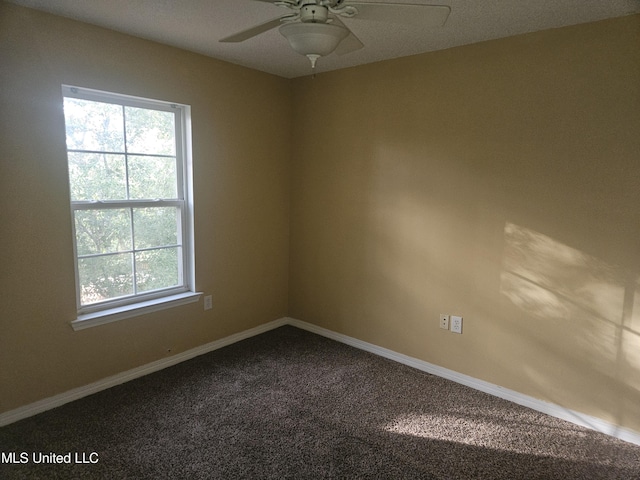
[
  {"x1": 348, "y1": 2, "x2": 451, "y2": 27},
  {"x1": 220, "y1": 17, "x2": 284, "y2": 43},
  {"x1": 331, "y1": 17, "x2": 364, "y2": 55}
]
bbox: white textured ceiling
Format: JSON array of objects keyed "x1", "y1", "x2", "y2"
[{"x1": 6, "y1": 0, "x2": 640, "y2": 78}]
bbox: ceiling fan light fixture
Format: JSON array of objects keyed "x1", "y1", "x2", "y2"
[{"x1": 279, "y1": 22, "x2": 349, "y2": 67}]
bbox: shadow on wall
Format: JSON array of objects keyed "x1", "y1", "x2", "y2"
[{"x1": 500, "y1": 222, "x2": 640, "y2": 426}]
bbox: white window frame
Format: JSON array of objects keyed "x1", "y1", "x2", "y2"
[{"x1": 62, "y1": 85, "x2": 199, "y2": 330}]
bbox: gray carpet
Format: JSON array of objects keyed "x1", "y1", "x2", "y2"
[{"x1": 1, "y1": 325, "x2": 639, "y2": 479}]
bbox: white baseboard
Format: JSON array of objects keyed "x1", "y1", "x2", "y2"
[
  {"x1": 0, "y1": 317, "x2": 288, "y2": 427},
  {"x1": 285, "y1": 317, "x2": 640, "y2": 447},
  {"x1": 3, "y1": 315, "x2": 639, "y2": 447}
]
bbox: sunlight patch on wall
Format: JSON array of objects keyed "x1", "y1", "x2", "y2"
[
  {"x1": 499, "y1": 222, "x2": 640, "y2": 388},
  {"x1": 622, "y1": 329, "x2": 640, "y2": 391},
  {"x1": 632, "y1": 278, "x2": 640, "y2": 333},
  {"x1": 500, "y1": 222, "x2": 625, "y2": 324}
]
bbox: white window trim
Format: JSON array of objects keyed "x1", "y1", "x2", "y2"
[
  {"x1": 63, "y1": 85, "x2": 199, "y2": 330},
  {"x1": 71, "y1": 292, "x2": 202, "y2": 331}
]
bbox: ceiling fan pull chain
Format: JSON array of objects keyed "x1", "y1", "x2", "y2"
[{"x1": 306, "y1": 54, "x2": 320, "y2": 70}]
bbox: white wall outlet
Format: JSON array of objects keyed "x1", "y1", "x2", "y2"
[
  {"x1": 450, "y1": 315, "x2": 463, "y2": 334},
  {"x1": 439, "y1": 314, "x2": 449, "y2": 330},
  {"x1": 204, "y1": 295, "x2": 213, "y2": 310}
]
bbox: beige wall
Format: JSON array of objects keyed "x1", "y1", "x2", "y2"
[
  {"x1": 289, "y1": 15, "x2": 640, "y2": 432},
  {"x1": 2, "y1": 0, "x2": 639, "y2": 436},
  {"x1": 0, "y1": 3, "x2": 290, "y2": 412}
]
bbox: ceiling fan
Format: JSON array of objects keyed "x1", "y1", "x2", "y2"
[{"x1": 220, "y1": 0, "x2": 451, "y2": 70}]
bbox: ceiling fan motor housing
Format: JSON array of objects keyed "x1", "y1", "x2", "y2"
[{"x1": 300, "y1": 4, "x2": 329, "y2": 23}]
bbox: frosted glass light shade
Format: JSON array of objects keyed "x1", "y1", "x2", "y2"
[{"x1": 279, "y1": 22, "x2": 349, "y2": 57}]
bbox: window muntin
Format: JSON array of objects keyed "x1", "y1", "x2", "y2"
[{"x1": 62, "y1": 86, "x2": 193, "y2": 314}]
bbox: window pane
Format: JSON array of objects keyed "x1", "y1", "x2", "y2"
[
  {"x1": 78, "y1": 253, "x2": 133, "y2": 305},
  {"x1": 135, "y1": 248, "x2": 180, "y2": 293},
  {"x1": 64, "y1": 98, "x2": 125, "y2": 152},
  {"x1": 68, "y1": 153, "x2": 127, "y2": 201},
  {"x1": 64, "y1": 86, "x2": 191, "y2": 313},
  {"x1": 75, "y1": 209, "x2": 132, "y2": 255},
  {"x1": 125, "y1": 106, "x2": 175, "y2": 155},
  {"x1": 134, "y1": 207, "x2": 179, "y2": 249},
  {"x1": 128, "y1": 155, "x2": 178, "y2": 199}
]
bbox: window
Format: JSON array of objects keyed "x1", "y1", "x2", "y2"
[{"x1": 62, "y1": 86, "x2": 198, "y2": 329}]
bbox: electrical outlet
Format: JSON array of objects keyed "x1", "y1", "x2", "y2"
[
  {"x1": 204, "y1": 295, "x2": 213, "y2": 310},
  {"x1": 439, "y1": 314, "x2": 449, "y2": 330},
  {"x1": 450, "y1": 315, "x2": 463, "y2": 334}
]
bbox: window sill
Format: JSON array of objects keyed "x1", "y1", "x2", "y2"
[{"x1": 71, "y1": 292, "x2": 202, "y2": 331}]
